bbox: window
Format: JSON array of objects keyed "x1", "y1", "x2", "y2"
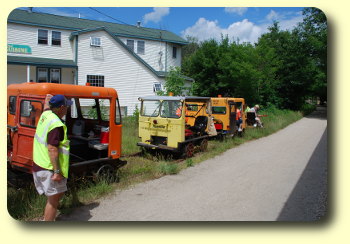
[
  {"x1": 141, "y1": 100, "x2": 161, "y2": 117},
  {"x1": 80, "y1": 99, "x2": 97, "y2": 120},
  {"x1": 19, "y1": 100, "x2": 43, "y2": 127},
  {"x1": 172, "y1": 46, "x2": 177, "y2": 58},
  {"x1": 127, "y1": 40, "x2": 134, "y2": 51},
  {"x1": 161, "y1": 100, "x2": 183, "y2": 118},
  {"x1": 50, "y1": 69, "x2": 61, "y2": 83},
  {"x1": 212, "y1": 106, "x2": 227, "y2": 114},
  {"x1": 37, "y1": 68, "x2": 48, "y2": 82},
  {"x1": 9, "y1": 96, "x2": 16, "y2": 115},
  {"x1": 87, "y1": 75, "x2": 104, "y2": 87},
  {"x1": 186, "y1": 104, "x2": 199, "y2": 112},
  {"x1": 37, "y1": 68, "x2": 61, "y2": 83},
  {"x1": 153, "y1": 83, "x2": 163, "y2": 92},
  {"x1": 52, "y1": 31, "x2": 61, "y2": 46},
  {"x1": 90, "y1": 37, "x2": 101, "y2": 47},
  {"x1": 115, "y1": 99, "x2": 122, "y2": 124},
  {"x1": 137, "y1": 41, "x2": 145, "y2": 54},
  {"x1": 38, "y1": 29, "x2": 48, "y2": 44}
]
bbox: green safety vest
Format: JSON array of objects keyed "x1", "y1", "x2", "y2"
[{"x1": 33, "y1": 110, "x2": 70, "y2": 178}]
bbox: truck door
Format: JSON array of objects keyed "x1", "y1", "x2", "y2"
[
  {"x1": 228, "y1": 102, "x2": 236, "y2": 135},
  {"x1": 11, "y1": 96, "x2": 44, "y2": 172}
]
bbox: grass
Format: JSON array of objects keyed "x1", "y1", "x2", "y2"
[
  {"x1": 7, "y1": 106, "x2": 306, "y2": 220},
  {"x1": 121, "y1": 116, "x2": 139, "y2": 155}
]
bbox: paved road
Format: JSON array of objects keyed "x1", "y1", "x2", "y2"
[{"x1": 60, "y1": 107, "x2": 327, "y2": 221}]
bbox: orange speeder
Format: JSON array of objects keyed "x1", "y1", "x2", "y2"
[{"x1": 7, "y1": 82, "x2": 126, "y2": 183}]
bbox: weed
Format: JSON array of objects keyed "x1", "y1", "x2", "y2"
[
  {"x1": 186, "y1": 158, "x2": 194, "y2": 167},
  {"x1": 158, "y1": 162, "x2": 180, "y2": 175}
]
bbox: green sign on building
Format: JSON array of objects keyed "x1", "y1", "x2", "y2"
[{"x1": 7, "y1": 44, "x2": 32, "y2": 54}]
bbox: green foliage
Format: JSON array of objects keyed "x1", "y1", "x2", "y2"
[
  {"x1": 158, "y1": 162, "x2": 180, "y2": 175},
  {"x1": 186, "y1": 158, "x2": 194, "y2": 167},
  {"x1": 158, "y1": 66, "x2": 186, "y2": 96},
  {"x1": 182, "y1": 8, "x2": 327, "y2": 110}
]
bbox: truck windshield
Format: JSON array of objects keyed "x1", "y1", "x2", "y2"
[
  {"x1": 141, "y1": 100, "x2": 161, "y2": 117},
  {"x1": 160, "y1": 100, "x2": 183, "y2": 118}
]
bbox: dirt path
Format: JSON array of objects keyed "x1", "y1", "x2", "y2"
[{"x1": 59, "y1": 107, "x2": 327, "y2": 221}]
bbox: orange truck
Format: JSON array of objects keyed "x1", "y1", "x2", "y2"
[{"x1": 7, "y1": 82, "x2": 126, "y2": 183}]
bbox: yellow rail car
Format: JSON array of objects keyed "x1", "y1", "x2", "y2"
[
  {"x1": 137, "y1": 96, "x2": 216, "y2": 158},
  {"x1": 211, "y1": 97, "x2": 246, "y2": 137}
]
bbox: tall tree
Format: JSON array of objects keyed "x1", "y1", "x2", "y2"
[{"x1": 298, "y1": 8, "x2": 327, "y2": 104}]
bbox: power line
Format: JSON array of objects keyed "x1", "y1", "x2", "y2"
[
  {"x1": 89, "y1": 7, "x2": 130, "y2": 26},
  {"x1": 88, "y1": 7, "x2": 163, "y2": 37}
]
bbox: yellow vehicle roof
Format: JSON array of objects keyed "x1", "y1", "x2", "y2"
[{"x1": 139, "y1": 96, "x2": 211, "y2": 102}]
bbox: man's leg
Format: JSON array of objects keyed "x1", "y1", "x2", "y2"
[
  {"x1": 256, "y1": 117, "x2": 263, "y2": 127},
  {"x1": 44, "y1": 192, "x2": 64, "y2": 221}
]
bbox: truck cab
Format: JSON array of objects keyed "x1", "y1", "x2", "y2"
[{"x1": 7, "y1": 82, "x2": 126, "y2": 180}]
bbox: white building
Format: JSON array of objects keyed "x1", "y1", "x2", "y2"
[{"x1": 7, "y1": 8, "x2": 192, "y2": 115}]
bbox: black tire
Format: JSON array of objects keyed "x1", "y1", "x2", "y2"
[
  {"x1": 94, "y1": 164, "x2": 116, "y2": 183},
  {"x1": 182, "y1": 143, "x2": 195, "y2": 158},
  {"x1": 199, "y1": 139, "x2": 208, "y2": 152}
]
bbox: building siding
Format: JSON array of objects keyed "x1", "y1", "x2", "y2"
[
  {"x1": 7, "y1": 23, "x2": 74, "y2": 60},
  {"x1": 77, "y1": 30, "x2": 164, "y2": 115}
]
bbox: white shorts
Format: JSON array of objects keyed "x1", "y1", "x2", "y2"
[{"x1": 33, "y1": 170, "x2": 67, "y2": 196}]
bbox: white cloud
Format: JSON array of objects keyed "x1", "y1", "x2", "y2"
[
  {"x1": 181, "y1": 17, "x2": 264, "y2": 44},
  {"x1": 224, "y1": 7, "x2": 248, "y2": 16},
  {"x1": 265, "y1": 10, "x2": 304, "y2": 30},
  {"x1": 266, "y1": 10, "x2": 279, "y2": 21},
  {"x1": 143, "y1": 7, "x2": 170, "y2": 24},
  {"x1": 181, "y1": 11, "x2": 303, "y2": 44}
]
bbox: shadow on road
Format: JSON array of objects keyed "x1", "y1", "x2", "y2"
[
  {"x1": 277, "y1": 125, "x2": 328, "y2": 221},
  {"x1": 305, "y1": 106, "x2": 327, "y2": 120},
  {"x1": 56, "y1": 202, "x2": 99, "y2": 221}
]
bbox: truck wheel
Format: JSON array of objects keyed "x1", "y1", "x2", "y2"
[
  {"x1": 183, "y1": 143, "x2": 195, "y2": 158},
  {"x1": 94, "y1": 164, "x2": 116, "y2": 183},
  {"x1": 199, "y1": 139, "x2": 208, "y2": 152}
]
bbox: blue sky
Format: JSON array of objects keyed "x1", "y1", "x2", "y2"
[{"x1": 21, "y1": 7, "x2": 304, "y2": 44}]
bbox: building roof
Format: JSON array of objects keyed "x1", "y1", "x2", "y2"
[
  {"x1": 7, "y1": 56, "x2": 77, "y2": 67},
  {"x1": 8, "y1": 9, "x2": 188, "y2": 45}
]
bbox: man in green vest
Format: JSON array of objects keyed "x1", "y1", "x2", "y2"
[{"x1": 33, "y1": 94, "x2": 72, "y2": 221}]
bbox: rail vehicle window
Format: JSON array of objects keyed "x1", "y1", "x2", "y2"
[
  {"x1": 70, "y1": 98, "x2": 78, "y2": 119},
  {"x1": 19, "y1": 100, "x2": 43, "y2": 127},
  {"x1": 161, "y1": 100, "x2": 183, "y2": 118},
  {"x1": 9, "y1": 96, "x2": 16, "y2": 115},
  {"x1": 212, "y1": 106, "x2": 226, "y2": 114},
  {"x1": 80, "y1": 99, "x2": 98, "y2": 120},
  {"x1": 115, "y1": 99, "x2": 122, "y2": 124},
  {"x1": 186, "y1": 104, "x2": 199, "y2": 111},
  {"x1": 79, "y1": 98, "x2": 111, "y2": 121},
  {"x1": 99, "y1": 99, "x2": 110, "y2": 121},
  {"x1": 141, "y1": 100, "x2": 161, "y2": 117}
]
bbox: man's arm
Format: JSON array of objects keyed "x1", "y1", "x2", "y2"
[
  {"x1": 44, "y1": 94, "x2": 53, "y2": 110},
  {"x1": 47, "y1": 144, "x2": 63, "y2": 182}
]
